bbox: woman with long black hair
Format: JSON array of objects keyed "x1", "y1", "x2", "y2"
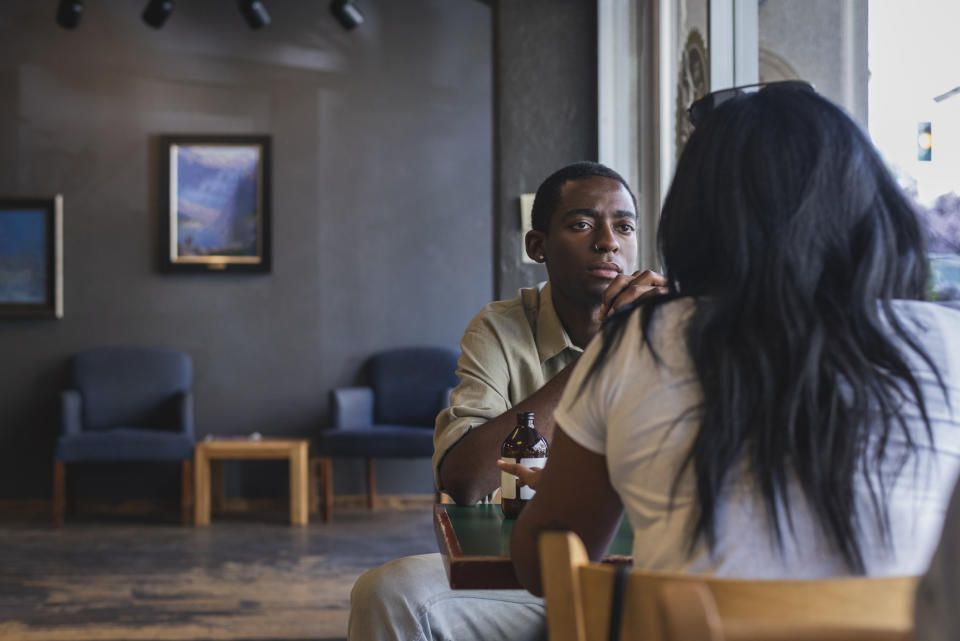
[{"x1": 510, "y1": 84, "x2": 960, "y2": 592}]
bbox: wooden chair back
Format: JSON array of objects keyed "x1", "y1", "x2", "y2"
[{"x1": 539, "y1": 531, "x2": 915, "y2": 641}]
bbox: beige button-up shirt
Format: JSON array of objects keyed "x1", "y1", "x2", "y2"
[{"x1": 433, "y1": 281, "x2": 583, "y2": 492}]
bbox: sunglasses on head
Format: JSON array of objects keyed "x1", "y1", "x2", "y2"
[{"x1": 687, "y1": 80, "x2": 816, "y2": 128}]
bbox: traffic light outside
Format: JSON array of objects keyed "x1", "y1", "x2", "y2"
[{"x1": 918, "y1": 121, "x2": 932, "y2": 162}]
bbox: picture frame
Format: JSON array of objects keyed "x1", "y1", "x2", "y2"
[
  {"x1": 0, "y1": 196, "x2": 63, "y2": 319},
  {"x1": 159, "y1": 135, "x2": 271, "y2": 273}
]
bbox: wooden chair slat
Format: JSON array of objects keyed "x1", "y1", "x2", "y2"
[{"x1": 539, "y1": 531, "x2": 916, "y2": 641}]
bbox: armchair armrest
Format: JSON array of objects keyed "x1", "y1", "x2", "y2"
[
  {"x1": 175, "y1": 390, "x2": 195, "y2": 441},
  {"x1": 331, "y1": 387, "x2": 374, "y2": 429},
  {"x1": 61, "y1": 390, "x2": 82, "y2": 437}
]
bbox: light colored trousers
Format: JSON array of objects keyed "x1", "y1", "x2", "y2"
[{"x1": 348, "y1": 553, "x2": 546, "y2": 641}]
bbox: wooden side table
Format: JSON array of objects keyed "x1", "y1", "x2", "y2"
[{"x1": 194, "y1": 439, "x2": 310, "y2": 526}]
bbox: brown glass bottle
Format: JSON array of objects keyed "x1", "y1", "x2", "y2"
[{"x1": 500, "y1": 411, "x2": 549, "y2": 519}]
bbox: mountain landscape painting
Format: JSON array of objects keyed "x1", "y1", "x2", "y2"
[{"x1": 173, "y1": 144, "x2": 261, "y2": 259}]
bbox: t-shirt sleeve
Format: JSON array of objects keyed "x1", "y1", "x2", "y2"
[
  {"x1": 433, "y1": 314, "x2": 513, "y2": 491},
  {"x1": 553, "y1": 329, "x2": 620, "y2": 455}
]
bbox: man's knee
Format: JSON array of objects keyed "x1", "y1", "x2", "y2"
[
  {"x1": 351, "y1": 554, "x2": 447, "y2": 616},
  {"x1": 349, "y1": 554, "x2": 447, "y2": 641}
]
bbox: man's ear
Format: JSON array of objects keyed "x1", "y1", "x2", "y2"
[{"x1": 525, "y1": 230, "x2": 546, "y2": 263}]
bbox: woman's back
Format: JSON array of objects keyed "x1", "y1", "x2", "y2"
[
  {"x1": 558, "y1": 298, "x2": 960, "y2": 577},
  {"x1": 510, "y1": 85, "x2": 959, "y2": 597}
]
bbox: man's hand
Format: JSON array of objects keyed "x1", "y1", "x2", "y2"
[
  {"x1": 497, "y1": 459, "x2": 544, "y2": 492},
  {"x1": 601, "y1": 269, "x2": 668, "y2": 317}
]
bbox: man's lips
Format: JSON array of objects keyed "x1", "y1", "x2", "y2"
[{"x1": 587, "y1": 262, "x2": 622, "y2": 280}]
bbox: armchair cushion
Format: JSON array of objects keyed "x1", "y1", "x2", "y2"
[
  {"x1": 55, "y1": 428, "x2": 194, "y2": 462},
  {"x1": 72, "y1": 347, "x2": 193, "y2": 432},
  {"x1": 370, "y1": 347, "x2": 460, "y2": 426}
]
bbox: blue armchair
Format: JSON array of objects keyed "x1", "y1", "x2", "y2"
[
  {"x1": 312, "y1": 346, "x2": 459, "y2": 521},
  {"x1": 54, "y1": 347, "x2": 195, "y2": 526}
]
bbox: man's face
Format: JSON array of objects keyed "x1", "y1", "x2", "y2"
[{"x1": 533, "y1": 176, "x2": 639, "y2": 308}]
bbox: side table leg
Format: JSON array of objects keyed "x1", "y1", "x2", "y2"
[
  {"x1": 211, "y1": 460, "x2": 225, "y2": 513},
  {"x1": 194, "y1": 446, "x2": 211, "y2": 526},
  {"x1": 289, "y1": 443, "x2": 309, "y2": 526}
]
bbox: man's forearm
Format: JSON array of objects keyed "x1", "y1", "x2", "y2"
[{"x1": 438, "y1": 362, "x2": 575, "y2": 505}]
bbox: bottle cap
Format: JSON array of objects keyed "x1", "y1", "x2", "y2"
[{"x1": 517, "y1": 411, "x2": 535, "y2": 425}]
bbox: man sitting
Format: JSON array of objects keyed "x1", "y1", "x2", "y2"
[{"x1": 347, "y1": 161, "x2": 665, "y2": 641}]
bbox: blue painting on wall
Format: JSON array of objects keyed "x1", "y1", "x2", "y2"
[
  {"x1": 0, "y1": 209, "x2": 46, "y2": 303},
  {"x1": 160, "y1": 135, "x2": 271, "y2": 273},
  {"x1": 0, "y1": 196, "x2": 62, "y2": 318}
]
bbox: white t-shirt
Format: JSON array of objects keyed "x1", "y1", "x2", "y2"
[{"x1": 554, "y1": 298, "x2": 960, "y2": 578}]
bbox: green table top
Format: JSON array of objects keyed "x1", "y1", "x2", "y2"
[{"x1": 441, "y1": 504, "x2": 634, "y2": 556}]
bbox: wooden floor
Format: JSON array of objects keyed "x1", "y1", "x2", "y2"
[{"x1": 0, "y1": 504, "x2": 436, "y2": 641}]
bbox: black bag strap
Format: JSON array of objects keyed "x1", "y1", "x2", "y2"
[{"x1": 608, "y1": 563, "x2": 630, "y2": 641}]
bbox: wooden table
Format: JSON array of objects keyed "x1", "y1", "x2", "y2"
[
  {"x1": 194, "y1": 439, "x2": 310, "y2": 526},
  {"x1": 434, "y1": 504, "x2": 633, "y2": 589}
]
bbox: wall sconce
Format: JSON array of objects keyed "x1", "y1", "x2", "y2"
[
  {"x1": 237, "y1": 0, "x2": 271, "y2": 29},
  {"x1": 56, "y1": 0, "x2": 84, "y2": 29},
  {"x1": 330, "y1": 0, "x2": 363, "y2": 30},
  {"x1": 142, "y1": 0, "x2": 175, "y2": 28}
]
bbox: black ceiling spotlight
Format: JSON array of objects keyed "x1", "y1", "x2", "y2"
[
  {"x1": 237, "y1": 0, "x2": 271, "y2": 30},
  {"x1": 55, "y1": 0, "x2": 84, "y2": 30},
  {"x1": 142, "y1": 0, "x2": 175, "y2": 29},
  {"x1": 330, "y1": 0, "x2": 364, "y2": 30}
]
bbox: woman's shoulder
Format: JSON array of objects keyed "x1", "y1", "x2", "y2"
[
  {"x1": 623, "y1": 296, "x2": 697, "y2": 343},
  {"x1": 888, "y1": 299, "x2": 960, "y2": 333},
  {"x1": 888, "y1": 300, "x2": 960, "y2": 373},
  {"x1": 627, "y1": 296, "x2": 697, "y2": 324},
  {"x1": 602, "y1": 297, "x2": 699, "y2": 371}
]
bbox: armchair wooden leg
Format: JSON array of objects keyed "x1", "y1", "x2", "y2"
[
  {"x1": 180, "y1": 459, "x2": 193, "y2": 525},
  {"x1": 365, "y1": 458, "x2": 377, "y2": 510},
  {"x1": 319, "y1": 456, "x2": 333, "y2": 523},
  {"x1": 53, "y1": 461, "x2": 66, "y2": 528}
]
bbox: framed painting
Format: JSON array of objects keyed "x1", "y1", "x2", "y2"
[
  {"x1": 0, "y1": 196, "x2": 63, "y2": 319},
  {"x1": 160, "y1": 135, "x2": 271, "y2": 273}
]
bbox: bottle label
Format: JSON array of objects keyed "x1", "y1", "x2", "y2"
[{"x1": 499, "y1": 456, "x2": 547, "y2": 501}]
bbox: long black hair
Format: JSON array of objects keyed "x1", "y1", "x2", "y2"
[{"x1": 587, "y1": 87, "x2": 940, "y2": 572}]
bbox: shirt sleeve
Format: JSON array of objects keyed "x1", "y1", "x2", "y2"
[{"x1": 433, "y1": 313, "x2": 514, "y2": 492}]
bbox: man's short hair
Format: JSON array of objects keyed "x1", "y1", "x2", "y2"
[{"x1": 530, "y1": 161, "x2": 637, "y2": 233}]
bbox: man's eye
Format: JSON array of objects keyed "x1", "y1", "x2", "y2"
[
  {"x1": 571, "y1": 221, "x2": 591, "y2": 230},
  {"x1": 618, "y1": 224, "x2": 635, "y2": 233}
]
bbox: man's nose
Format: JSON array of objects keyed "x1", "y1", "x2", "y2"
[{"x1": 593, "y1": 224, "x2": 619, "y2": 253}]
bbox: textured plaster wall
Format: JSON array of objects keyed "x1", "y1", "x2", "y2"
[
  {"x1": 759, "y1": 0, "x2": 869, "y2": 126},
  {"x1": 0, "y1": 0, "x2": 492, "y2": 500},
  {"x1": 493, "y1": 0, "x2": 599, "y2": 300}
]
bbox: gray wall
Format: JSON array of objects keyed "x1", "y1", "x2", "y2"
[
  {"x1": 759, "y1": 0, "x2": 869, "y2": 126},
  {"x1": 0, "y1": 0, "x2": 492, "y2": 499},
  {"x1": 493, "y1": 0, "x2": 599, "y2": 299}
]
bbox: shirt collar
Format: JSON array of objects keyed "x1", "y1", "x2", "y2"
[{"x1": 535, "y1": 281, "x2": 582, "y2": 364}]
